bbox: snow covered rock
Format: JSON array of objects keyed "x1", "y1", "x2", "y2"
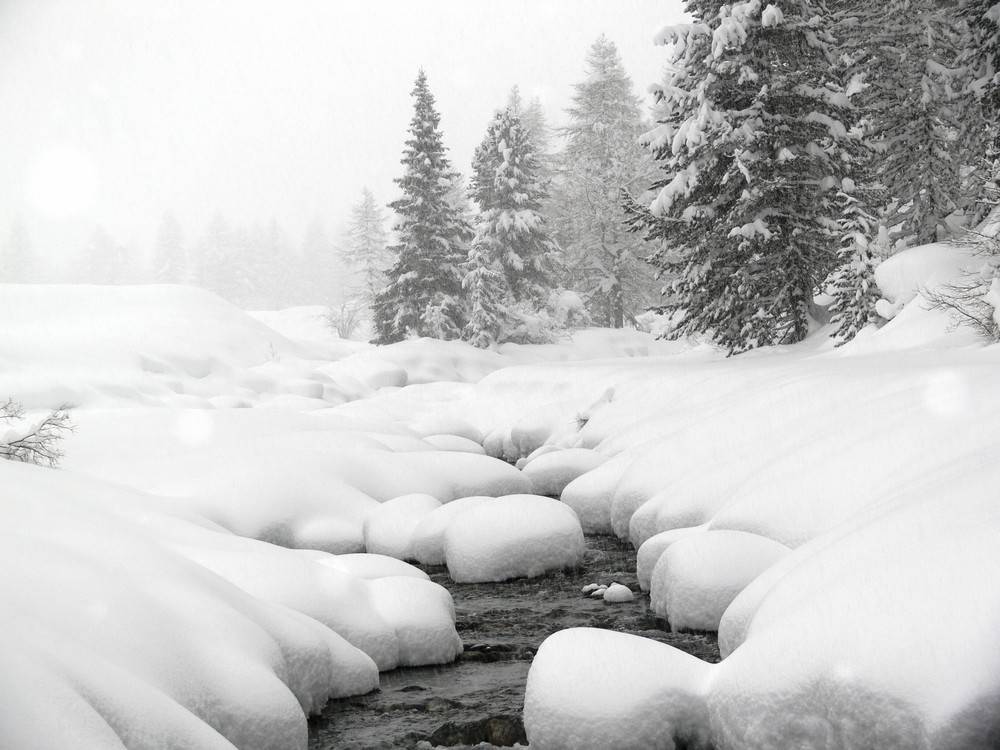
[
  {"x1": 444, "y1": 495, "x2": 585, "y2": 582},
  {"x1": 559, "y1": 453, "x2": 634, "y2": 534},
  {"x1": 650, "y1": 530, "x2": 790, "y2": 632},
  {"x1": 363, "y1": 493, "x2": 442, "y2": 560},
  {"x1": 367, "y1": 577, "x2": 463, "y2": 666},
  {"x1": 602, "y1": 583, "x2": 635, "y2": 603},
  {"x1": 520, "y1": 447, "x2": 608, "y2": 497},
  {"x1": 524, "y1": 628, "x2": 714, "y2": 750},
  {"x1": 410, "y1": 495, "x2": 492, "y2": 566},
  {"x1": 637, "y1": 526, "x2": 707, "y2": 592},
  {"x1": 421, "y1": 433, "x2": 486, "y2": 454}
]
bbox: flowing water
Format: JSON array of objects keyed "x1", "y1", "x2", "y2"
[{"x1": 308, "y1": 535, "x2": 720, "y2": 750}]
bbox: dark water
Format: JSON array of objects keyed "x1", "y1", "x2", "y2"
[{"x1": 308, "y1": 535, "x2": 720, "y2": 750}]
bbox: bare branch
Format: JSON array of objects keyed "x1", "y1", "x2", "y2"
[{"x1": 0, "y1": 399, "x2": 76, "y2": 468}]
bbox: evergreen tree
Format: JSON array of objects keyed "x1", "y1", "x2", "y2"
[
  {"x1": 151, "y1": 211, "x2": 185, "y2": 284},
  {"x1": 506, "y1": 85, "x2": 554, "y2": 183},
  {"x1": 342, "y1": 187, "x2": 391, "y2": 308},
  {"x1": 827, "y1": 183, "x2": 886, "y2": 344},
  {"x1": 957, "y1": 0, "x2": 1000, "y2": 215},
  {"x1": 628, "y1": 1, "x2": 855, "y2": 354},
  {"x1": 195, "y1": 212, "x2": 236, "y2": 298},
  {"x1": 1, "y1": 216, "x2": 34, "y2": 283},
  {"x1": 372, "y1": 70, "x2": 473, "y2": 343},
  {"x1": 300, "y1": 216, "x2": 343, "y2": 306},
  {"x1": 465, "y1": 109, "x2": 562, "y2": 346},
  {"x1": 551, "y1": 35, "x2": 659, "y2": 328},
  {"x1": 470, "y1": 110, "x2": 561, "y2": 300},
  {"x1": 845, "y1": 0, "x2": 971, "y2": 247},
  {"x1": 78, "y1": 225, "x2": 132, "y2": 284}
]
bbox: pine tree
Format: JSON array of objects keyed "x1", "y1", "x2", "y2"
[
  {"x1": 628, "y1": 2, "x2": 855, "y2": 354},
  {"x1": 506, "y1": 85, "x2": 554, "y2": 184},
  {"x1": 342, "y1": 187, "x2": 391, "y2": 308},
  {"x1": 300, "y1": 216, "x2": 342, "y2": 306},
  {"x1": 195, "y1": 212, "x2": 236, "y2": 298},
  {"x1": 372, "y1": 70, "x2": 473, "y2": 343},
  {"x1": 957, "y1": 0, "x2": 1000, "y2": 216},
  {"x1": 827, "y1": 183, "x2": 885, "y2": 344},
  {"x1": 844, "y1": 0, "x2": 971, "y2": 247},
  {"x1": 79, "y1": 226, "x2": 132, "y2": 284},
  {"x1": 470, "y1": 110, "x2": 561, "y2": 300},
  {"x1": 1, "y1": 216, "x2": 34, "y2": 283},
  {"x1": 151, "y1": 211, "x2": 185, "y2": 284},
  {"x1": 465, "y1": 109, "x2": 562, "y2": 346},
  {"x1": 551, "y1": 35, "x2": 659, "y2": 328}
]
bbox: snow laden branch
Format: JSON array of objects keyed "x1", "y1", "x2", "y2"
[{"x1": 0, "y1": 399, "x2": 75, "y2": 467}]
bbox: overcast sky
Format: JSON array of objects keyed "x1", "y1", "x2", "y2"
[{"x1": 0, "y1": 0, "x2": 688, "y2": 272}]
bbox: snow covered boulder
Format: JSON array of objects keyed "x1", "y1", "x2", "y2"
[
  {"x1": 559, "y1": 454, "x2": 634, "y2": 534},
  {"x1": 410, "y1": 495, "x2": 492, "y2": 566},
  {"x1": 524, "y1": 628, "x2": 715, "y2": 750},
  {"x1": 444, "y1": 495, "x2": 585, "y2": 583},
  {"x1": 421, "y1": 433, "x2": 486, "y2": 454},
  {"x1": 520, "y1": 447, "x2": 608, "y2": 497},
  {"x1": 637, "y1": 526, "x2": 707, "y2": 592},
  {"x1": 363, "y1": 493, "x2": 442, "y2": 560},
  {"x1": 367, "y1": 577, "x2": 463, "y2": 667},
  {"x1": 650, "y1": 530, "x2": 790, "y2": 632}
]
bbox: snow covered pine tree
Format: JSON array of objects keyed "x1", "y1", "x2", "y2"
[
  {"x1": 464, "y1": 108, "x2": 562, "y2": 347},
  {"x1": 372, "y1": 70, "x2": 473, "y2": 344},
  {"x1": 627, "y1": 1, "x2": 857, "y2": 353},
  {"x1": 552, "y1": 35, "x2": 658, "y2": 328}
]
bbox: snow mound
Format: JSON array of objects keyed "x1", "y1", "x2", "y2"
[
  {"x1": 444, "y1": 495, "x2": 585, "y2": 583},
  {"x1": 363, "y1": 493, "x2": 442, "y2": 560},
  {"x1": 0, "y1": 460, "x2": 382, "y2": 750},
  {"x1": 520, "y1": 447, "x2": 609, "y2": 497},
  {"x1": 637, "y1": 526, "x2": 707, "y2": 591},
  {"x1": 523, "y1": 628, "x2": 714, "y2": 750},
  {"x1": 367, "y1": 577, "x2": 463, "y2": 666},
  {"x1": 410, "y1": 495, "x2": 493, "y2": 566},
  {"x1": 649, "y1": 530, "x2": 790, "y2": 632},
  {"x1": 559, "y1": 453, "x2": 634, "y2": 533}
]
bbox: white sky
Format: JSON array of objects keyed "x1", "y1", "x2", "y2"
[{"x1": 0, "y1": 0, "x2": 688, "y2": 270}]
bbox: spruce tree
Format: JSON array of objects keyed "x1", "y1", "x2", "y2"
[
  {"x1": 372, "y1": 70, "x2": 473, "y2": 343},
  {"x1": 343, "y1": 187, "x2": 392, "y2": 308},
  {"x1": 844, "y1": 0, "x2": 971, "y2": 247},
  {"x1": 465, "y1": 109, "x2": 562, "y2": 346},
  {"x1": 152, "y1": 211, "x2": 185, "y2": 284},
  {"x1": 551, "y1": 35, "x2": 658, "y2": 328},
  {"x1": 628, "y1": 2, "x2": 855, "y2": 354}
]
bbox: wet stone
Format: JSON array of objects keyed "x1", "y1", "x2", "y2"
[{"x1": 308, "y1": 534, "x2": 720, "y2": 750}]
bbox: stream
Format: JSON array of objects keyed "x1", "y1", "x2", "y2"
[{"x1": 308, "y1": 535, "x2": 720, "y2": 750}]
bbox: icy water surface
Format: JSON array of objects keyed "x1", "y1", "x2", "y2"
[{"x1": 308, "y1": 535, "x2": 720, "y2": 750}]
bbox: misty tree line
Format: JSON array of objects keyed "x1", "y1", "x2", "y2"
[{"x1": 0, "y1": 211, "x2": 346, "y2": 310}]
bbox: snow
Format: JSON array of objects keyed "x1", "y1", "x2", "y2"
[
  {"x1": 519, "y1": 447, "x2": 608, "y2": 496},
  {"x1": 602, "y1": 583, "x2": 635, "y2": 603},
  {"x1": 363, "y1": 493, "x2": 442, "y2": 559},
  {"x1": 444, "y1": 495, "x2": 586, "y2": 582},
  {"x1": 4, "y1": 236, "x2": 1000, "y2": 749},
  {"x1": 649, "y1": 530, "x2": 791, "y2": 632},
  {"x1": 524, "y1": 628, "x2": 714, "y2": 750}
]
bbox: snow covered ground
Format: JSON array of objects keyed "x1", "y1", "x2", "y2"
[{"x1": 2, "y1": 240, "x2": 999, "y2": 748}]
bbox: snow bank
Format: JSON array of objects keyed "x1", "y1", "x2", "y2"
[
  {"x1": 444, "y1": 495, "x2": 586, "y2": 582},
  {"x1": 524, "y1": 628, "x2": 714, "y2": 750},
  {"x1": 0, "y1": 460, "x2": 381, "y2": 750},
  {"x1": 410, "y1": 495, "x2": 493, "y2": 566}
]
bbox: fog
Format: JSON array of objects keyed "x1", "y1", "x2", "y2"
[{"x1": 0, "y1": 0, "x2": 686, "y2": 291}]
